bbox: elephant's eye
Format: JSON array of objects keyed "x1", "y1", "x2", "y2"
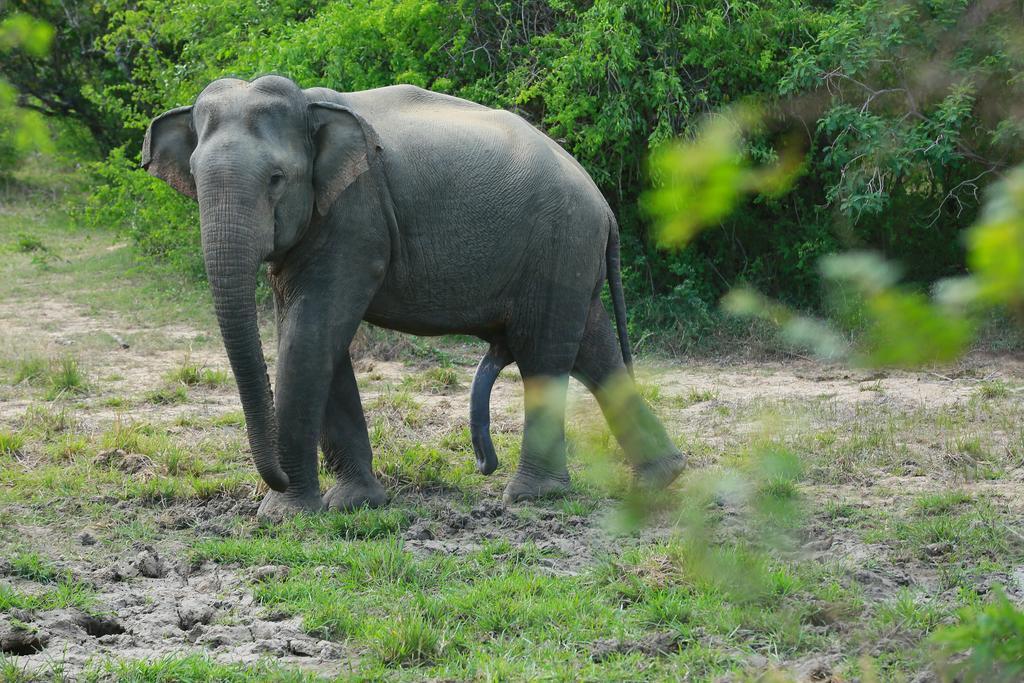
[{"x1": 269, "y1": 171, "x2": 286, "y2": 188}]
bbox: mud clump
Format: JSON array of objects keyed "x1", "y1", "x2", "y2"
[
  {"x1": 791, "y1": 654, "x2": 843, "y2": 682},
  {"x1": 590, "y1": 631, "x2": 684, "y2": 661},
  {"x1": 95, "y1": 448, "x2": 153, "y2": 474},
  {"x1": 250, "y1": 565, "x2": 290, "y2": 583},
  {"x1": 176, "y1": 598, "x2": 215, "y2": 630},
  {"x1": 153, "y1": 496, "x2": 260, "y2": 535},
  {"x1": 399, "y1": 494, "x2": 661, "y2": 576},
  {"x1": 108, "y1": 545, "x2": 167, "y2": 580}
]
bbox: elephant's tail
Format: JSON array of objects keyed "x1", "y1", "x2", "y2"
[
  {"x1": 606, "y1": 216, "x2": 634, "y2": 378},
  {"x1": 470, "y1": 341, "x2": 514, "y2": 475}
]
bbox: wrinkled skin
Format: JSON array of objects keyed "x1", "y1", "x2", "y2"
[{"x1": 143, "y1": 75, "x2": 684, "y2": 520}]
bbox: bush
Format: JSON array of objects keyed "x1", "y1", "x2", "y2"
[
  {"x1": 76, "y1": 0, "x2": 1024, "y2": 350},
  {"x1": 84, "y1": 146, "x2": 202, "y2": 279}
]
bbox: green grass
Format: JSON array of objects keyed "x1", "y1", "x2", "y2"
[
  {"x1": 400, "y1": 366, "x2": 461, "y2": 394},
  {"x1": 44, "y1": 356, "x2": 88, "y2": 399},
  {"x1": 14, "y1": 233, "x2": 46, "y2": 253},
  {"x1": 83, "y1": 654, "x2": 316, "y2": 682},
  {"x1": 0, "y1": 430, "x2": 25, "y2": 457},
  {"x1": 0, "y1": 580, "x2": 94, "y2": 612},
  {"x1": 975, "y1": 379, "x2": 1011, "y2": 400},
  {"x1": 144, "y1": 384, "x2": 188, "y2": 405},
  {"x1": 932, "y1": 589, "x2": 1024, "y2": 682},
  {"x1": 913, "y1": 490, "x2": 974, "y2": 516},
  {"x1": 166, "y1": 356, "x2": 231, "y2": 388},
  {"x1": 10, "y1": 355, "x2": 48, "y2": 384},
  {"x1": 4, "y1": 355, "x2": 88, "y2": 399},
  {"x1": 8, "y1": 551, "x2": 64, "y2": 583},
  {"x1": 188, "y1": 526, "x2": 864, "y2": 678}
]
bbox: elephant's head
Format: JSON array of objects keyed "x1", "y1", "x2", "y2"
[{"x1": 142, "y1": 75, "x2": 377, "y2": 492}]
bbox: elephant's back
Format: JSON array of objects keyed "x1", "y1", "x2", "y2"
[
  {"x1": 313, "y1": 85, "x2": 611, "y2": 331},
  {"x1": 322, "y1": 85, "x2": 602, "y2": 206}
]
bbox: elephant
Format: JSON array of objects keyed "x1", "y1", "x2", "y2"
[{"x1": 142, "y1": 74, "x2": 685, "y2": 519}]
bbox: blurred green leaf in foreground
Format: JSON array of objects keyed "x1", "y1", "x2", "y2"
[
  {"x1": 642, "y1": 107, "x2": 805, "y2": 249},
  {"x1": 0, "y1": 13, "x2": 54, "y2": 175}
]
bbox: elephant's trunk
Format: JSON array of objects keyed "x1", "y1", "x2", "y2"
[{"x1": 199, "y1": 186, "x2": 289, "y2": 492}]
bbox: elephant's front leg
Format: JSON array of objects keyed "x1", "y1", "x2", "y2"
[
  {"x1": 256, "y1": 301, "x2": 345, "y2": 521},
  {"x1": 321, "y1": 354, "x2": 387, "y2": 511}
]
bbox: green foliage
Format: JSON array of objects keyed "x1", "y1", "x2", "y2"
[
  {"x1": 643, "y1": 107, "x2": 802, "y2": 247},
  {"x1": 83, "y1": 146, "x2": 202, "y2": 279},
  {"x1": 933, "y1": 590, "x2": 1024, "y2": 682},
  {"x1": 71, "y1": 0, "x2": 1023, "y2": 348},
  {"x1": 0, "y1": 12, "x2": 53, "y2": 176}
]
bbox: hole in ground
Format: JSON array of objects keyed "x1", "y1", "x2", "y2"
[
  {"x1": 77, "y1": 614, "x2": 125, "y2": 637},
  {"x1": 1, "y1": 632, "x2": 46, "y2": 656}
]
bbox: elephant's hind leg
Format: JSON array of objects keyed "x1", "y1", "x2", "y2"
[
  {"x1": 503, "y1": 371, "x2": 572, "y2": 503},
  {"x1": 502, "y1": 310, "x2": 587, "y2": 503},
  {"x1": 321, "y1": 354, "x2": 388, "y2": 511},
  {"x1": 572, "y1": 299, "x2": 686, "y2": 490}
]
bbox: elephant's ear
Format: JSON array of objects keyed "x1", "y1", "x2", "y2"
[
  {"x1": 142, "y1": 106, "x2": 197, "y2": 200},
  {"x1": 308, "y1": 101, "x2": 380, "y2": 215}
]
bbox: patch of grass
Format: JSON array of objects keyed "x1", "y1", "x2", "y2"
[
  {"x1": 913, "y1": 490, "x2": 974, "y2": 516},
  {"x1": 0, "y1": 430, "x2": 25, "y2": 457},
  {"x1": 401, "y1": 366, "x2": 461, "y2": 394},
  {"x1": 371, "y1": 611, "x2": 441, "y2": 665},
  {"x1": 99, "y1": 418, "x2": 158, "y2": 454},
  {"x1": 19, "y1": 404, "x2": 77, "y2": 436},
  {"x1": 282, "y1": 507, "x2": 414, "y2": 541},
  {"x1": 144, "y1": 385, "x2": 188, "y2": 405},
  {"x1": 160, "y1": 446, "x2": 203, "y2": 477},
  {"x1": 10, "y1": 355, "x2": 48, "y2": 385},
  {"x1": 975, "y1": 380, "x2": 1011, "y2": 400},
  {"x1": 933, "y1": 589, "x2": 1024, "y2": 682},
  {"x1": 635, "y1": 381, "x2": 661, "y2": 405},
  {"x1": 210, "y1": 411, "x2": 245, "y2": 427},
  {"x1": 166, "y1": 356, "x2": 231, "y2": 388},
  {"x1": 376, "y1": 443, "x2": 474, "y2": 491},
  {"x1": 102, "y1": 396, "x2": 132, "y2": 408},
  {"x1": 873, "y1": 588, "x2": 948, "y2": 635},
  {"x1": 44, "y1": 356, "x2": 87, "y2": 399},
  {"x1": 670, "y1": 387, "x2": 720, "y2": 408},
  {"x1": 559, "y1": 497, "x2": 598, "y2": 517},
  {"x1": 0, "y1": 579, "x2": 93, "y2": 612},
  {"x1": 8, "y1": 551, "x2": 64, "y2": 584},
  {"x1": 14, "y1": 233, "x2": 45, "y2": 253},
  {"x1": 368, "y1": 388, "x2": 424, "y2": 426},
  {"x1": 44, "y1": 433, "x2": 90, "y2": 461},
  {"x1": 86, "y1": 654, "x2": 316, "y2": 682},
  {"x1": 822, "y1": 500, "x2": 861, "y2": 522}
]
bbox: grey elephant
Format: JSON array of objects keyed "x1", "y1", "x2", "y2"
[{"x1": 143, "y1": 74, "x2": 684, "y2": 519}]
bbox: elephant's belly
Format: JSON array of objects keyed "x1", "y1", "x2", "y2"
[{"x1": 362, "y1": 286, "x2": 506, "y2": 340}]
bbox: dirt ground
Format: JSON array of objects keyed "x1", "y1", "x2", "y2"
[{"x1": 2, "y1": 231, "x2": 1023, "y2": 680}]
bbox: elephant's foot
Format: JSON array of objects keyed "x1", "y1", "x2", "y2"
[
  {"x1": 257, "y1": 488, "x2": 324, "y2": 522},
  {"x1": 502, "y1": 468, "x2": 571, "y2": 503},
  {"x1": 634, "y1": 451, "x2": 687, "y2": 490},
  {"x1": 323, "y1": 474, "x2": 387, "y2": 511}
]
